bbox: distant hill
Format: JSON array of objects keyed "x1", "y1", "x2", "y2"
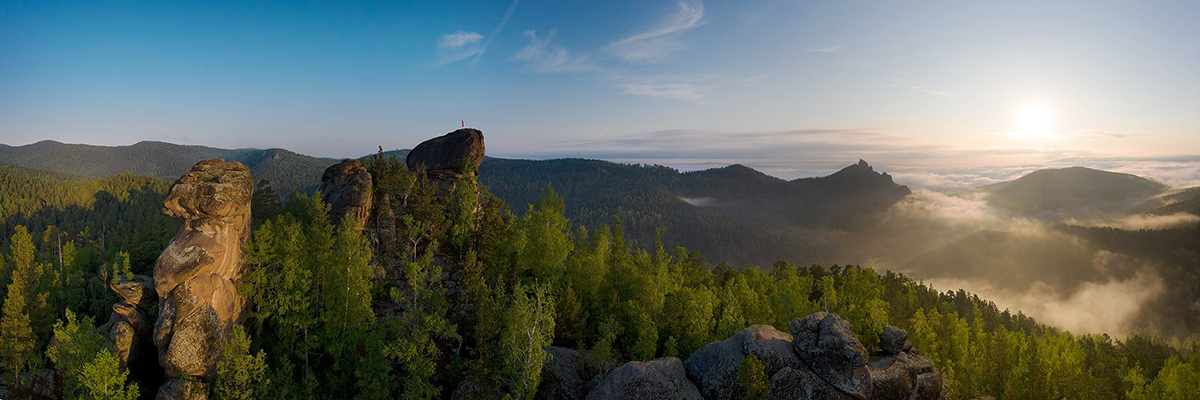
[
  {"x1": 1132, "y1": 187, "x2": 1200, "y2": 215},
  {"x1": 983, "y1": 166, "x2": 1168, "y2": 216},
  {"x1": 479, "y1": 158, "x2": 911, "y2": 266},
  {"x1": 0, "y1": 140, "x2": 338, "y2": 196}
]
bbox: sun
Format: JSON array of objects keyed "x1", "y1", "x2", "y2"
[{"x1": 1015, "y1": 103, "x2": 1054, "y2": 136}]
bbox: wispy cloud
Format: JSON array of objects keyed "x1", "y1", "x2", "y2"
[
  {"x1": 435, "y1": 31, "x2": 484, "y2": 65},
  {"x1": 474, "y1": 0, "x2": 521, "y2": 62},
  {"x1": 439, "y1": 31, "x2": 482, "y2": 48},
  {"x1": 890, "y1": 84, "x2": 964, "y2": 98},
  {"x1": 805, "y1": 45, "x2": 843, "y2": 52},
  {"x1": 511, "y1": 30, "x2": 597, "y2": 73},
  {"x1": 606, "y1": 0, "x2": 706, "y2": 63},
  {"x1": 434, "y1": 0, "x2": 520, "y2": 66},
  {"x1": 623, "y1": 82, "x2": 708, "y2": 100}
]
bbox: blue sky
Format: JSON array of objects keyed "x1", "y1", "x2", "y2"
[{"x1": 3, "y1": 0, "x2": 1199, "y2": 184}]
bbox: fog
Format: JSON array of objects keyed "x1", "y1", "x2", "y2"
[{"x1": 849, "y1": 186, "x2": 1194, "y2": 339}]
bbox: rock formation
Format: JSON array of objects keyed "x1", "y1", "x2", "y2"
[
  {"x1": 586, "y1": 358, "x2": 702, "y2": 400},
  {"x1": 320, "y1": 158, "x2": 373, "y2": 227},
  {"x1": 405, "y1": 128, "x2": 485, "y2": 198},
  {"x1": 97, "y1": 273, "x2": 162, "y2": 387},
  {"x1": 556, "y1": 313, "x2": 942, "y2": 400},
  {"x1": 685, "y1": 324, "x2": 801, "y2": 400},
  {"x1": 790, "y1": 312, "x2": 873, "y2": 398},
  {"x1": 153, "y1": 159, "x2": 253, "y2": 400}
]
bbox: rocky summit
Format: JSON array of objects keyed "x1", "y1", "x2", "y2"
[
  {"x1": 320, "y1": 158, "x2": 374, "y2": 228},
  {"x1": 405, "y1": 128, "x2": 485, "y2": 197}
]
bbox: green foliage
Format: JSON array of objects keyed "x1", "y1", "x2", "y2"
[
  {"x1": 214, "y1": 325, "x2": 270, "y2": 400},
  {"x1": 77, "y1": 348, "x2": 140, "y2": 400},
  {"x1": 47, "y1": 309, "x2": 106, "y2": 399},
  {"x1": 738, "y1": 354, "x2": 769, "y2": 400},
  {"x1": 498, "y1": 284, "x2": 556, "y2": 399},
  {"x1": 383, "y1": 241, "x2": 458, "y2": 399}
]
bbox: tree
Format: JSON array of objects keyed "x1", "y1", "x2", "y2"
[
  {"x1": 77, "y1": 348, "x2": 139, "y2": 400},
  {"x1": 252, "y1": 179, "x2": 282, "y2": 225},
  {"x1": 0, "y1": 273, "x2": 35, "y2": 381},
  {"x1": 47, "y1": 309, "x2": 106, "y2": 399},
  {"x1": 499, "y1": 284, "x2": 556, "y2": 399},
  {"x1": 214, "y1": 325, "x2": 270, "y2": 400},
  {"x1": 384, "y1": 242, "x2": 458, "y2": 399},
  {"x1": 738, "y1": 355, "x2": 768, "y2": 400}
]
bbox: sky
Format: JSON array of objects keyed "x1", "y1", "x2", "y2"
[{"x1": 3, "y1": 0, "x2": 1199, "y2": 186}]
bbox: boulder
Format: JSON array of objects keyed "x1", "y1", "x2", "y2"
[
  {"x1": 769, "y1": 367, "x2": 855, "y2": 400},
  {"x1": 879, "y1": 326, "x2": 911, "y2": 355},
  {"x1": 685, "y1": 324, "x2": 801, "y2": 400},
  {"x1": 405, "y1": 128, "x2": 486, "y2": 173},
  {"x1": 320, "y1": 159, "x2": 373, "y2": 228},
  {"x1": 154, "y1": 159, "x2": 252, "y2": 399},
  {"x1": 537, "y1": 346, "x2": 587, "y2": 400},
  {"x1": 586, "y1": 358, "x2": 702, "y2": 400},
  {"x1": 790, "y1": 312, "x2": 872, "y2": 399},
  {"x1": 405, "y1": 128, "x2": 486, "y2": 198},
  {"x1": 155, "y1": 379, "x2": 209, "y2": 400},
  {"x1": 868, "y1": 356, "x2": 913, "y2": 400}
]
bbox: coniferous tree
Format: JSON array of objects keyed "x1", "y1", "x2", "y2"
[
  {"x1": 214, "y1": 325, "x2": 270, "y2": 400},
  {"x1": 47, "y1": 309, "x2": 106, "y2": 399},
  {"x1": 78, "y1": 348, "x2": 139, "y2": 400}
]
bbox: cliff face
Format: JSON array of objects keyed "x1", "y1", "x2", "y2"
[{"x1": 541, "y1": 313, "x2": 943, "y2": 400}]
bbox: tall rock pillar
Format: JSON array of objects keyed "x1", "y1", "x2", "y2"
[
  {"x1": 152, "y1": 159, "x2": 253, "y2": 400},
  {"x1": 404, "y1": 128, "x2": 485, "y2": 199}
]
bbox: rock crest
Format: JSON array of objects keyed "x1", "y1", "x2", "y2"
[{"x1": 153, "y1": 159, "x2": 253, "y2": 399}]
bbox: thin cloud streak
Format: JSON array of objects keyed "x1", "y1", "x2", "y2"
[
  {"x1": 511, "y1": 30, "x2": 598, "y2": 73},
  {"x1": 474, "y1": 0, "x2": 522, "y2": 62},
  {"x1": 607, "y1": 0, "x2": 706, "y2": 63},
  {"x1": 804, "y1": 45, "x2": 843, "y2": 52}
]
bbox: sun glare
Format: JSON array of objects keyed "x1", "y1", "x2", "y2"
[{"x1": 1015, "y1": 103, "x2": 1054, "y2": 136}]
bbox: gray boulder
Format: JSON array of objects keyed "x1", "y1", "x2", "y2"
[
  {"x1": 685, "y1": 324, "x2": 801, "y2": 400},
  {"x1": 879, "y1": 326, "x2": 911, "y2": 355},
  {"x1": 538, "y1": 347, "x2": 587, "y2": 400},
  {"x1": 868, "y1": 356, "x2": 914, "y2": 400},
  {"x1": 790, "y1": 312, "x2": 872, "y2": 399},
  {"x1": 769, "y1": 367, "x2": 855, "y2": 400},
  {"x1": 586, "y1": 358, "x2": 702, "y2": 400}
]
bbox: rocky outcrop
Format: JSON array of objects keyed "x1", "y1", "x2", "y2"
[
  {"x1": 320, "y1": 158, "x2": 373, "y2": 228},
  {"x1": 879, "y1": 326, "x2": 912, "y2": 355},
  {"x1": 538, "y1": 347, "x2": 588, "y2": 400},
  {"x1": 685, "y1": 324, "x2": 801, "y2": 400},
  {"x1": 405, "y1": 128, "x2": 485, "y2": 198},
  {"x1": 770, "y1": 366, "x2": 856, "y2": 400},
  {"x1": 97, "y1": 273, "x2": 162, "y2": 388},
  {"x1": 791, "y1": 312, "x2": 873, "y2": 399},
  {"x1": 586, "y1": 357, "x2": 702, "y2": 400},
  {"x1": 868, "y1": 326, "x2": 943, "y2": 400},
  {"x1": 153, "y1": 159, "x2": 253, "y2": 399}
]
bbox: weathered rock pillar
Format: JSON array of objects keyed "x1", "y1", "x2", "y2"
[{"x1": 152, "y1": 159, "x2": 253, "y2": 400}]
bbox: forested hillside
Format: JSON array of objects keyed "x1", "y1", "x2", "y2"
[
  {"x1": 0, "y1": 151, "x2": 1194, "y2": 399},
  {"x1": 0, "y1": 141, "x2": 335, "y2": 196},
  {"x1": 479, "y1": 158, "x2": 911, "y2": 267}
]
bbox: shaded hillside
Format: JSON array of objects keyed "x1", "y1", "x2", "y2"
[
  {"x1": 1132, "y1": 187, "x2": 1200, "y2": 215},
  {"x1": 985, "y1": 167, "x2": 1168, "y2": 216},
  {"x1": 0, "y1": 162, "x2": 178, "y2": 276},
  {"x1": 480, "y1": 158, "x2": 910, "y2": 266},
  {"x1": 0, "y1": 140, "x2": 336, "y2": 195}
]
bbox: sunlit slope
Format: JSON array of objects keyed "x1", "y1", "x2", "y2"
[
  {"x1": 0, "y1": 140, "x2": 336, "y2": 195},
  {"x1": 985, "y1": 167, "x2": 1168, "y2": 216}
]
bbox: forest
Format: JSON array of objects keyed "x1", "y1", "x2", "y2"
[{"x1": 0, "y1": 155, "x2": 1197, "y2": 399}]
